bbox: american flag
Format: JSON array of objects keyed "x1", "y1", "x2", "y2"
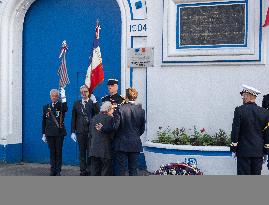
[{"x1": 57, "y1": 40, "x2": 70, "y2": 88}]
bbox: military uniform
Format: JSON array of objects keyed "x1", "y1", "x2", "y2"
[
  {"x1": 101, "y1": 78, "x2": 124, "y2": 175},
  {"x1": 42, "y1": 101, "x2": 68, "y2": 176},
  {"x1": 231, "y1": 85, "x2": 269, "y2": 175},
  {"x1": 101, "y1": 93, "x2": 124, "y2": 108},
  {"x1": 101, "y1": 78, "x2": 124, "y2": 108}
]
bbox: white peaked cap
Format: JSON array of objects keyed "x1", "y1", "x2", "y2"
[{"x1": 240, "y1": 84, "x2": 261, "y2": 96}]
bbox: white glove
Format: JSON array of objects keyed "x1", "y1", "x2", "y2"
[
  {"x1": 90, "y1": 94, "x2": 97, "y2": 103},
  {"x1": 60, "y1": 87, "x2": 66, "y2": 103},
  {"x1": 71, "y1": 133, "x2": 77, "y2": 142},
  {"x1": 95, "y1": 123, "x2": 103, "y2": 131},
  {"x1": 232, "y1": 153, "x2": 237, "y2": 159},
  {"x1": 263, "y1": 155, "x2": 268, "y2": 164},
  {"x1": 42, "y1": 134, "x2": 47, "y2": 143}
]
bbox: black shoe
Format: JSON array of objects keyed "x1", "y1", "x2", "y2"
[
  {"x1": 80, "y1": 171, "x2": 88, "y2": 176},
  {"x1": 49, "y1": 172, "x2": 56, "y2": 176}
]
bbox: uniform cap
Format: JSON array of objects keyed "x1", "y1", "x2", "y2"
[
  {"x1": 240, "y1": 84, "x2": 261, "y2": 97},
  {"x1": 107, "y1": 79, "x2": 119, "y2": 85}
]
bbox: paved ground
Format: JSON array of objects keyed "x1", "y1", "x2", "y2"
[{"x1": 0, "y1": 163, "x2": 149, "y2": 176}]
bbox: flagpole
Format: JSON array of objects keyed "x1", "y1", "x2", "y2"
[
  {"x1": 84, "y1": 19, "x2": 104, "y2": 94},
  {"x1": 58, "y1": 40, "x2": 68, "y2": 128},
  {"x1": 88, "y1": 19, "x2": 100, "y2": 93}
]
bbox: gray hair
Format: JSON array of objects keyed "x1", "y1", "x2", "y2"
[
  {"x1": 80, "y1": 85, "x2": 88, "y2": 90},
  {"x1": 50, "y1": 89, "x2": 59, "y2": 96},
  {"x1": 100, "y1": 101, "x2": 112, "y2": 112}
]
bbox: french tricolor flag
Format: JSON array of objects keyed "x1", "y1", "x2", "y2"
[
  {"x1": 263, "y1": 7, "x2": 269, "y2": 27},
  {"x1": 85, "y1": 20, "x2": 104, "y2": 94}
]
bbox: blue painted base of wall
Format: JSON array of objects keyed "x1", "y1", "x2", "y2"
[
  {"x1": 0, "y1": 143, "x2": 147, "y2": 170},
  {"x1": 0, "y1": 144, "x2": 22, "y2": 163},
  {"x1": 143, "y1": 146, "x2": 232, "y2": 156},
  {"x1": 138, "y1": 152, "x2": 147, "y2": 170}
]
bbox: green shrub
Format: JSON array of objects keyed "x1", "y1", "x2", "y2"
[
  {"x1": 152, "y1": 127, "x2": 174, "y2": 144},
  {"x1": 152, "y1": 126, "x2": 231, "y2": 146},
  {"x1": 212, "y1": 129, "x2": 231, "y2": 146}
]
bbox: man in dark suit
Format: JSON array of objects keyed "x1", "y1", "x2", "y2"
[
  {"x1": 42, "y1": 88, "x2": 68, "y2": 176},
  {"x1": 97, "y1": 88, "x2": 146, "y2": 176},
  {"x1": 71, "y1": 85, "x2": 99, "y2": 175},
  {"x1": 89, "y1": 101, "x2": 114, "y2": 176},
  {"x1": 231, "y1": 84, "x2": 269, "y2": 175}
]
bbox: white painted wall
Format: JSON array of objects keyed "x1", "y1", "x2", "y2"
[{"x1": 131, "y1": 0, "x2": 269, "y2": 141}]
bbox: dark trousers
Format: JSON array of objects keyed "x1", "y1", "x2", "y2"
[
  {"x1": 115, "y1": 151, "x2": 139, "y2": 176},
  {"x1": 237, "y1": 157, "x2": 263, "y2": 175},
  {"x1": 46, "y1": 136, "x2": 64, "y2": 175},
  {"x1": 77, "y1": 133, "x2": 89, "y2": 175},
  {"x1": 90, "y1": 156, "x2": 113, "y2": 176}
]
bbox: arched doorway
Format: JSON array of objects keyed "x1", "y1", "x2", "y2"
[{"x1": 22, "y1": 0, "x2": 122, "y2": 164}]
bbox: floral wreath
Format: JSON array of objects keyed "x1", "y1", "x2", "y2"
[{"x1": 154, "y1": 162, "x2": 203, "y2": 175}]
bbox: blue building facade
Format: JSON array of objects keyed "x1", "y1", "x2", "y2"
[
  {"x1": 0, "y1": 0, "x2": 148, "y2": 168},
  {"x1": 22, "y1": 0, "x2": 121, "y2": 165}
]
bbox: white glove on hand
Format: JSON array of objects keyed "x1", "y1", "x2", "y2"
[
  {"x1": 95, "y1": 123, "x2": 103, "y2": 131},
  {"x1": 71, "y1": 133, "x2": 77, "y2": 142},
  {"x1": 90, "y1": 94, "x2": 97, "y2": 103},
  {"x1": 263, "y1": 155, "x2": 268, "y2": 164},
  {"x1": 232, "y1": 153, "x2": 237, "y2": 159},
  {"x1": 42, "y1": 134, "x2": 47, "y2": 143},
  {"x1": 60, "y1": 87, "x2": 66, "y2": 103}
]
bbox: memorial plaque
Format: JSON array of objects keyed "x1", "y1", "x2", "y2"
[
  {"x1": 128, "y1": 47, "x2": 154, "y2": 68},
  {"x1": 179, "y1": 4, "x2": 246, "y2": 46}
]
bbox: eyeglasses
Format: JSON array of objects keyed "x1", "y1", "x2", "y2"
[{"x1": 81, "y1": 90, "x2": 89, "y2": 93}]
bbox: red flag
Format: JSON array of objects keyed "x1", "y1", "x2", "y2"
[
  {"x1": 85, "y1": 20, "x2": 104, "y2": 94},
  {"x1": 263, "y1": 8, "x2": 269, "y2": 27}
]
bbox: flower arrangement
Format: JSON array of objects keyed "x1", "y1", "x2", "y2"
[
  {"x1": 152, "y1": 126, "x2": 231, "y2": 146},
  {"x1": 154, "y1": 162, "x2": 203, "y2": 175}
]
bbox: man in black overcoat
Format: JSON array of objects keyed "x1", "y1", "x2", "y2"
[
  {"x1": 89, "y1": 101, "x2": 115, "y2": 176},
  {"x1": 231, "y1": 84, "x2": 269, "y2": 175}
]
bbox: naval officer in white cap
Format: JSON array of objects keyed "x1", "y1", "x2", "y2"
[{"x1": 231, "y1": 84, "x2": 269, "y2": 175}]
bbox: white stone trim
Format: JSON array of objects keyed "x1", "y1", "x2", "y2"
[{"x1": 0, "y1": 0, "x2": 130, "y2": 145}]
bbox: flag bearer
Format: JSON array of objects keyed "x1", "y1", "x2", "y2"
[{"x1": 42, "y1": 88, "x2": 68, "y2": 176}]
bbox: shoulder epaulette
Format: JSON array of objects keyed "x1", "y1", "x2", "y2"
[{"x1": 264, "y1": 122, "x2": 269, "y2": 131}]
